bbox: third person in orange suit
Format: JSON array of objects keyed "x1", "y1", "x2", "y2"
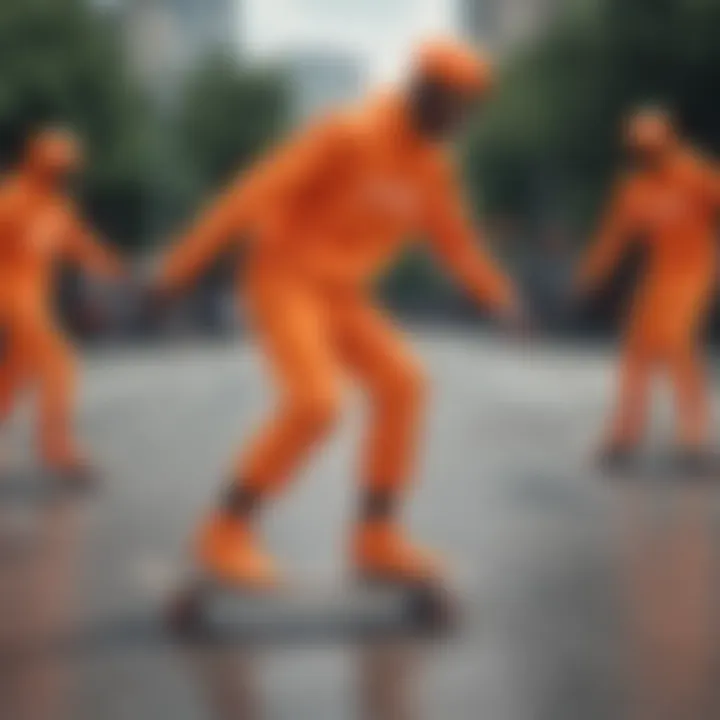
[
  {"x1": 577, "y1": 108, "x2": 720, "y2": 469},
  {"x1": 158, "y1": 40, "x2": 524, "y2": 588},
  {"x1": 0, "y1": 128, "x2": 125, "y2": 479}
]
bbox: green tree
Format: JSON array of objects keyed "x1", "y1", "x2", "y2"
[
  {"x1": 166, "y1": 53, "x2": 289, "y2": 298},
  {"x1": 0, "y1": 0, "x2": 157, "y2": 250},
  {"x1": 466, "y1": 0, "x2": 720, "y2": 242},
  {"x1": 176, "y1": 53, "x2": 289, "y2": 215}
]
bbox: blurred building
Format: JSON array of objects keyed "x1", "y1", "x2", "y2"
[
  {"x1": 461, "y1": 0, "x2": 562, "y2": 53},
  {"x1": 281, "y1": 48, "x2": 367, "y2": 125},
  {"x1": 94, "y1": 0, "x2": 239, "y2": 97}
]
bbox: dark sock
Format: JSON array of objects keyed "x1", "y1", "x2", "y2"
[
  {"x1": 221, "y1": 483, "x2": 261, "y2": 520},
  {"x1": 360, "y1": 489, "x2": 396, "y2": 523}
]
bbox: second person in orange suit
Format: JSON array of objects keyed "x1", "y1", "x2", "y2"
[
  {"x1": 158, "y1": 39, "x2": 523, "y2": 588},
  {"x1": 577, "y1": 109, "x2": 720, "y2": 468},
  {"x1": 0, "y1": 128, "x2": 125, "y2": 478}
]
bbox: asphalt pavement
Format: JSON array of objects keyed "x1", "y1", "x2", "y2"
[{"x1": 2, "y1": 331, "x2": 720, "y2": 720}]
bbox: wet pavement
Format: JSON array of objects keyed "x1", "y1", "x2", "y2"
[{"x1": 2, "y1": 332, "x2": 720, "y2": 719}]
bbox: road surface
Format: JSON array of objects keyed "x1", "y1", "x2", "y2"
[{"x1": 2, "y1": 331, "x2": 720, "y2": 719}]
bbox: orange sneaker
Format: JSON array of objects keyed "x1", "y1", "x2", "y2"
[
  {"x1": 352, "y1": 521, "x2": 442, "y2": 585},
  {"x1": 196, "y1": 513, "x2": 280, "y2": 589}
]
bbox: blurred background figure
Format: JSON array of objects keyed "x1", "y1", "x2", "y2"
[
  {"x1": 577, "y1": 109, "x2": 720, "y2": 468},
  {"x1": 0, "y1": 128, "x2": 125, "y2": 479}
]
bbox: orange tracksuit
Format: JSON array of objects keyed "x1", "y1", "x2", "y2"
[
  {"x1": 161, "y1": 92, "x2": 516, "y2": 494},
  {"x1": 0, "y1": 173, "x2": 122, "y2": 467},
  {"x1": 579, "y1": 148, "x2": 720, "y2": 449}
]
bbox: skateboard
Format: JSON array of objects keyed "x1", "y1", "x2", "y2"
[
  {"x1": 0, "y1": 469, "x2": 98, "y2": 504},
  {"x1": 167, "y1": 573, "x2": 459, "y2": 640},
  {"x1": 598, "y1": 450, "x2": 720, "y2": 482}
]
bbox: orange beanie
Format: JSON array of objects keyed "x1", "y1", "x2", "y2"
[{"x1": 414, "y1": 38, "x2": 493, "y2": 94}]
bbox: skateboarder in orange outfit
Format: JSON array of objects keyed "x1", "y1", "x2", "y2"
[
  {"x1": 158, "y1": 39, "x2": 523, "y2": 588},
  {"x1": 0, "y1": 128, "x2": 125, "y2": 478},
  {"x1": 577, "y1": 108, "x2": 720, "y2": 468}
]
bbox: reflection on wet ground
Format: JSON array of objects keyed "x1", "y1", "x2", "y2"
[
  {"x1": 181, "y1": 637, "x2": 431, "y2": 720},
  {"x1": 0, "y1": 484, "x2": 91, "y2": 720},
  {"x1": 4, "y1": 473, "x2": 720, "y2": 720},
  {"x1": 613, "y1": 480, "x2": 720, "y2": 720}
]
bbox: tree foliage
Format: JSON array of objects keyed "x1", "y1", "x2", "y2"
[
  {"x1": 177, "y1": 54, "x2": 288, "y2": 200},
  {"x1": 466, "y1": 0, "x2": 720, "y2": 241},
  {"x1": 0, "y1": 1, "x2": 290, "y2": 252},
  {"x1": 0, "y1": 0, "x2": 158, "y2": 250}
]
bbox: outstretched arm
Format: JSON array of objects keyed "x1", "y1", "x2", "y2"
[
  {"x1": 158, "y1": 117, "x2": 356, "y2": 293},
  {"x1": 0, "y1": 185, "x2": 27, "y2": 256},
  {"x1": 158, "y1": 177, "x2": 250, "y2": 292},
  {"x1": 576, "y1": 180, "x2": 635, "y2": 294},
  {"x1": 65, "y1": 213, "x2": 124, "y2": 278},
  {"x1": 421, "y1": 155, "x2": 517, "y2": 315}
]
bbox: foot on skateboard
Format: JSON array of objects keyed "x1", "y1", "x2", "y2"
[
  {"x1": 168, "y1": 515, "x2": 281, "y2": 636},
  {"x1": 353, "y1": 522, "x2": 457, "y2": 631},
  {"x1": 167, "y1": 520, "x2": 458, "y2": 638},
  {"x1": 197, "y1": 513, "x2": 280, "y2": 588}
]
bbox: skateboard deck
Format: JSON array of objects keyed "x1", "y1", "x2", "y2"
[
  {"x1": 598, "y1": 451, "x2": 720, "y2": 482},
  {"x1": 0, "y1": 470, "x2": 97, "y2": 504},
  {"x1": 167, "y1": 574, "x2": 459, "y2": 640}
]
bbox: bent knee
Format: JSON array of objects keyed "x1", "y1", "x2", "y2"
[{"x1": 290, "y1": 387, "x2": 341, "y2": 436}]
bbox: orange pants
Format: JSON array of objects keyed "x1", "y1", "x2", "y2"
[
  {"x1": 0, "y1": 297, "x2": 77, "y2": 464},
  {"x1": 236, "y1": 263, "x2": 427, "y2": 494},
  {"x1": 608, "y1": 274, "x2": 712, "y2": 449}
]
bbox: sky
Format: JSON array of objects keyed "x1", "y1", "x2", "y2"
[{"x1": 239, "y1": 0, "x2": 460, "y2": 83}]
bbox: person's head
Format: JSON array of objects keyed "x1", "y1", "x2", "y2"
[
  {"x1": 407, "y1": 39, "x2": 493, "y2": 140},
  {"x1": 23, "y1": 127, "x2": 83, "y2": 188},
  {"x1": 624, "y1": 107, "x2": 677, "y2": 170}
]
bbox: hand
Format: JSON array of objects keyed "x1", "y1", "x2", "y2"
[
  {"x1": 132, "y1": 258, "x2": 179, "y2": 318},
  {"x1": 145, "y1": 276, "x2": 178, "y2": 318},
  {"x1": 495, "y1": 297, "x2": 535, "y2": 339}
]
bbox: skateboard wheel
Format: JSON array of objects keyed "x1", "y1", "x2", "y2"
[
  {"x1": 51, "y1": 466, "x2": 100, "y2": 495},
  {"x1": 405, "y1": 584, "x2": 457, "y2": 631},
  {"x1": 167, "y1": 586, "x2": 206, "y2": 637}
]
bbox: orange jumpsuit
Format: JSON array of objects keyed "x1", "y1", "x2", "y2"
[
  {"x1": 161, "y1": 91, "x2": 516, "y2": 494},
  {"x1": 578, "y1": 148, "x2": 720, "y2": 450},
  {"x1": 0, "y1": 164, "x2": 123, "y2": 468}
]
